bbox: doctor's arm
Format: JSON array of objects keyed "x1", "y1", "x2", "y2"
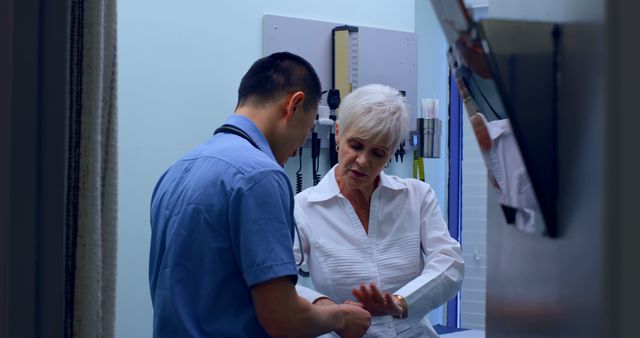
[{"x1": 251, "y1": 276, "x2": 370, "y2": 338}]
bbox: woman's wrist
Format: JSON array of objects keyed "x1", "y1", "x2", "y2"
[{"x1": 392, "y1": 294, "x2": 408, "y2": 319}]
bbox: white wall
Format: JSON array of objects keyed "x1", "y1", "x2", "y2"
[
  {"x1": 118, "y1": 1, "x2": 453, "y2": 337},
  {"x1": 460, "y1": 107, "x2": 488, "y2": 330},
  {"x1": 465, "y1": 0, "x2": 490, "y2": 6}
]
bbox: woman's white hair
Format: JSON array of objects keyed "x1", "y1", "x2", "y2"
[{"x1": 337, "y1": 83, "x2": 409, "y2": 152}]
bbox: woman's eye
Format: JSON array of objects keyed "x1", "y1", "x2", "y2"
[
  {"x1": 349, "y1": 142, "x2": 363, "y2": 150},
  {"x1": 373, "y1": 150, "x2": 386, "y2": 158}
]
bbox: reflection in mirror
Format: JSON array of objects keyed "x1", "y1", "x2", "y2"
[
  {"x1": 465, "y1": 99, "x2": 543, "y2": 235},
  {"x1": 432, "y1": 0, "x2": 551, "y2": 236}
]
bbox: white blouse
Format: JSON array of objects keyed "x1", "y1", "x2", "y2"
[{"x1": 294, "y1": 167, "x2": 464, "y2": 338}]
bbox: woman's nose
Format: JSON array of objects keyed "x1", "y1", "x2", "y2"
[{"x1": 355, "y1": 153, "x2": 368, "y2": 166}]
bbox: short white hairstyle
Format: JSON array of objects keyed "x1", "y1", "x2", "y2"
[{"x1": 337, "y1": 83, "x2": 409, "y2": 151}]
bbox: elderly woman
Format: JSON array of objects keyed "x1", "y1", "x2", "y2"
[{"x1": 294, "y1": 84, "x2": 464, "y2": 337}]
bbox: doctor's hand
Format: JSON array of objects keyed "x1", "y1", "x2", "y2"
[
  {"x1": 313, "y1": 297, "x2": 336, "y2": 306},
  {"x1": 351, "y1": 283, "x2": 404, "y2": 317},
  {"x1": 334, "y1": 303, "x2": 371, "y2": 338}
]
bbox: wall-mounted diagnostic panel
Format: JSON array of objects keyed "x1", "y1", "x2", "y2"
[
  {"x1": 263, "y1": 14, "x2": 419, "y2": 189},
  {"x1": 263, "y1": 14, "x2": 418, "y2": 135}
]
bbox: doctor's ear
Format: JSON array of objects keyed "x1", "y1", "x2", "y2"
[{"x1": 286, "y1": 91, "x2": 305, "y2": 116}]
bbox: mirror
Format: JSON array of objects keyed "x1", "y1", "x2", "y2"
[{"x1": 431, "y1": 0, "x2": 558, "y2": 237}]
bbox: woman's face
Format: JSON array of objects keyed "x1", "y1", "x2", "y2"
[{"x1": 336, "y1": 127, "x2": 391, "y2": 192}]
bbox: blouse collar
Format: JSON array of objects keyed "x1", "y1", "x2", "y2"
[{"x1": 306, "y1": 165, "x2": 407, "y2": 203}]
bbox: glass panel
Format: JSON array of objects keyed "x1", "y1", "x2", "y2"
[{"x1": 431, "y1": 0, "x2": 555, "y2": 236}]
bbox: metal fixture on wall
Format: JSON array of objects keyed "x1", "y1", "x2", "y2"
[{"x1": 421, "y1": 98, "x2": 442, "y2": 159}]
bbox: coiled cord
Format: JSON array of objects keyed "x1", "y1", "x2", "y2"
[
  {"x1": 296, "y1": 147, "x2": 303, "y2": 194},
  {"x1": 311, "y1": 129, "x2": 321, "y2": 186}
]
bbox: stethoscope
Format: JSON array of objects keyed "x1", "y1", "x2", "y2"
[{"x1": 214, "y1": 124, "x2": 309, "y2": 278}]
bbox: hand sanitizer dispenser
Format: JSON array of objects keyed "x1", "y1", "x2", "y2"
[{"x1": 420, "y1": 98, "x2": 441, "y2": 158}]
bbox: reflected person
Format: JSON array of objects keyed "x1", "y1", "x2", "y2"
[
  {"x1": 469, "y1": 112, "x2": 537, "y2": 233},
  {"x1": 449, "y1": 50, "x2": 538, "y2": 234}
]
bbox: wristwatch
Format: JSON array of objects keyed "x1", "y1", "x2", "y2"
[{"x1": 392, "y1": 294, "x2": 408, "y2": 319}]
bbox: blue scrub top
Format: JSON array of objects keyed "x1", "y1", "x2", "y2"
[{"x1": 149, "y1": 115, "x2": 298, "y2": 337}]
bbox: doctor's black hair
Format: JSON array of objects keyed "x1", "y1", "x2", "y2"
[{"x1": 236, "y1": 52, "x2": 322, "y2": 112}]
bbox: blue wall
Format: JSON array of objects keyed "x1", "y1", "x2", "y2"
[{"x1": 117, "y1": 1, "x2": 449, "y2": 336}]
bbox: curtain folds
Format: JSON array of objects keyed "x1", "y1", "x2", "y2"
[{"x1": 65, "y1": 0, "x2": 118, "y2": 337}]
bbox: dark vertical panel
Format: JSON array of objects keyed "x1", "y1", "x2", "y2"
[
  {"x1": 37, "y1": 0, "x2": 69, "y2": 336},
  {"x1": 10, "y1": 0, "x2": 40, "y2": 335},
  {"x1": 0, "y1": 0, "x2": 12, "y2": 335},
  {"x1": 1, "y1": 0, "x2": 69, "y2": 336},
  {"x1": 606, "y1": 0, "x2": 640, "y2": 337},
  {"x1": 446, "y1": 71, "x2": 462, "y2": 328}
]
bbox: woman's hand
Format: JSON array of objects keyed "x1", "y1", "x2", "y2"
[{"x1": 351, "y1": 283, "x2": 404, "y2": 317}]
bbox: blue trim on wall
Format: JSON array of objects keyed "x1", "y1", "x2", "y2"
[{"x1": 446, "y1": 70, "x2": 463, "y2": 328}]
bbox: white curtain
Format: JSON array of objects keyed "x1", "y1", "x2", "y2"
[{"x1": 65, "y1": 0, "x2": 118, "y2": 337}]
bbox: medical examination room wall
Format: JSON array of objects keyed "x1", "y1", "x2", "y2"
[{"x1": 117, "y1": 1, "x2": 451, "y2": 336}]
